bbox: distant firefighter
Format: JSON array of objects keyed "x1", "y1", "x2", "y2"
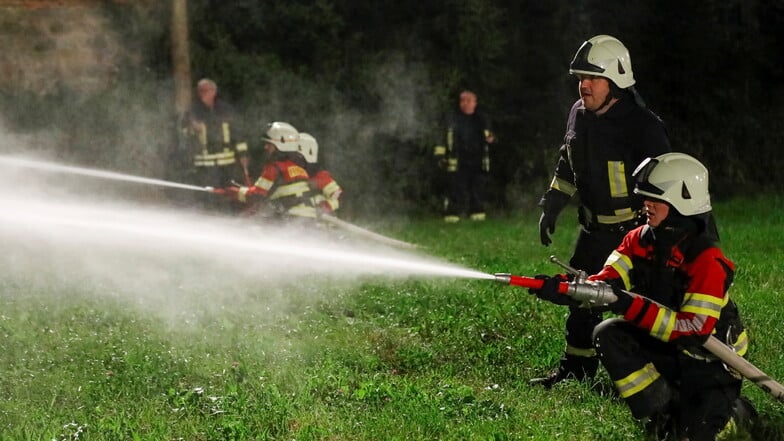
[
  {"x1": 433, "y1": 89, "x2": 495, "y2": 223},
  {"x1": 213, "y1": 122, "x2": 316, "y2": 221},
  {"x1": 181, "y1": 78, "x2": 249, "y2": 212},
  {"x1": 297, "y1": 132, "x2": 343, "y2": 217}
]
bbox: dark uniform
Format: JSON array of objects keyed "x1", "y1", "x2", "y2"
[
  {"x1": 434, "y1": 109, "x2": 493, "y2": 221},
  {"x1": 184, "y1": 98, "x2": 249, "y2": 212},
  {"x1": 538, "y1": 95, "x2": 670, "y2": 382},
  {"x1": 591, "y1": 223, "x2": 747, "y2": 440}
]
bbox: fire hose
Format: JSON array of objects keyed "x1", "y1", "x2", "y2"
[{"x1": 494, "y1": 257, "x2": 784, "y2": 403}]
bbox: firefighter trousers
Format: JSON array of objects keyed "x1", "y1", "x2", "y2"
[
  {"x1": 594, "y1": 319, "x2": 741, "y2": 440},
  {"x1": 556, "y1": 226, "x2": 629, "y2": 377}
]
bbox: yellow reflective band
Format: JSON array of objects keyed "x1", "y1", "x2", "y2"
[
  {"x1": 222, "y1": 123, "x2": 230, "y2": 144},
  {"x1": 615, "y1": 362, "x2": 660, "y2": 398},
  {"x1": 607, "y1": 161, "x2": 628, "y2": 198},
  {"x1": 270, "y1": 181, "x2": 310, "y2": 199},
  {"x1": 596, "y1": 208, "x2": 636, "y2": 224},
  {"x1": 733, "y1": 330, "x2": 749, "y2": 356},
  {"x1": 236, "y1": 142, "x2": 248, "y2": 152},
  {"x1": 681, "y1": 293, "x2": 723, "y2": 319},
  {"x1": 550, "y1": 176, "x2": 577, "y2": 196},
  {"x1": 447, "y1": 128, "x2": 454, "y2": 150},
  {"x1": 322, "y1": 181, "x2": 341, "y2": 197},
  {"x1": 651, "y1": 309, "x2": 676, "y2": 341},
  {"x1": 237, "y1": 186, "x2": 249, "y2": 203},
  {"x1": 256, "y1": 177, "x2": 274, "y2": 191},
  {"x1": 606, "y1": 250, "x2": 633, "y2": 289},
  {"x1": 434, "y1": 145, "x2": 446, "y2": 156},
  {"x1": 564, "y1": 344, "x2": 596, "y2": 358},
  {"x1": 194, "y1": 149, "x2": 237, "y2": 167},
  {"x1": 470, "y1": 212, "x2": 486, "y2": 221},
  {"x1": 287, "y1": 204, "x2": 317, "y2": 218},
  {"x1": 198, "y1": 126, "x2": 207, "y2": 146},
  {"x1": 447, "y1": 158, "x2": 458, "y2": 172}
]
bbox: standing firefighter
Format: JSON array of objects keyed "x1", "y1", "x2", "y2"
[
  {"x1": 532, "y1": 35, "x2": 671, "y2": 387},
  {"x1": 214, "y1": 122, "x2": 316, "y2": 221},
  {"x1": 433, "y1": 89, "x2": 495, "y2": 223},
  {"x1": 298, "y1": 132, "x2": 343, "y2": 216},
  {"x1": 531, "y1": 153, "x2": 754, "y2": 440},
  {"x1": 183, "y1": 78, "x2": 249, "y2": 212}
]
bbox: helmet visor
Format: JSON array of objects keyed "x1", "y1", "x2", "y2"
[
  {"x1": 570, "y1": 41, "x2": 604, "y2": 74},
  {"x1": 632, "y1": 157, "x2": 665, "y2": 196}
]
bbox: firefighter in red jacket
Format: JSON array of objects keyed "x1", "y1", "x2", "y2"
[
  {"x1": 214, "y1": 122, "x2": 316, "y2": 220},
  {"x1": 297, "y1": 132, "x2": 343, "y2": 216},
  {"x1": 532, "y1": 153, "x2": 752, "y2": 440}
]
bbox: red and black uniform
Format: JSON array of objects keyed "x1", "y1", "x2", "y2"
[
  {"x1": 590, "y1": 224, "x2": 746, "y2": 440},
  {"x1": 306, "y1": 165, "x2": 342, "y2": 215},
  {"x1": 434, "y1": 109, "x2": 493, "y2": 220},
  {"x1": 539, "y1": 95, "x2": 670, "y2": 379},
  {"x1": 230, "y1": 153, "x2": 316, "y2": 219}
]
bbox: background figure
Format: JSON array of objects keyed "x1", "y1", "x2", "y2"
[
  {"x1": 434, "y1": 89, "x2": 495, "y2": 223},
  {"x1": 298, "y1": 133, "x2": 343, "y2": 217},
  {"x1": 181, "y1": 78, "x2": 250, "y2": 213},
  {"x1": 532, "y1": 35, "x2": 671, "y2": 388}
]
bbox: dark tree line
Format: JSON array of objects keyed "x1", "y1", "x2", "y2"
[{"x1": 2, "y1": 0, "x2": 782, "y2": 216}]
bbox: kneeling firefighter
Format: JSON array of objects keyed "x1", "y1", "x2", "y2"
[
  {"x1": 297, "y1": 132, "x2": 343, "y2": 216},
  {"x1": 530, "y1": 152, "x2": 754, "y2": 440},
  {"x1": 214, "y1": 122, "x2": 316, "y2": 220}
]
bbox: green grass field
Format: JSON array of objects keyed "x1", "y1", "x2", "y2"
[{"x1": 1, "y1": 196, "x2": 783, "y2": 440}]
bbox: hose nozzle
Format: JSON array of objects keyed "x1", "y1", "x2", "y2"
[{"x1": 493, "y1": 273, "x2": 512, "y2": 284}]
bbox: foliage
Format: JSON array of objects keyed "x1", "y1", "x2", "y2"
[{"x1": 1, "y1": 1, "x2": 783, "y2": 215}]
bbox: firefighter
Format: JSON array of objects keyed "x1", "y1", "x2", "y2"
[
  {"x1": 214, "y1": 122, "x2": 316, "y2": 221},
  {"x1": 297, "y1": 132, "x2": 343, "y2": 216},
  {"x1": 532, "y1": 153, "x2": 753, "y2": 440},
  {"x1": 183, "y1": 78, "x2": 250, "y2": 212},
  {"x1": 433, "y1": 89, "x2": 495, "y2": 223},
  {"x1": 532, "y1": 35, "x2": 671, "y2": 387}
]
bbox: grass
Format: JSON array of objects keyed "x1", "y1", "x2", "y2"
[{"x1": 1, "y1": 196, "x2": 783, "y2": 440}]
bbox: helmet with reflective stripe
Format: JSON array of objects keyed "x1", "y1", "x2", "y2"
[
  {"x1": 298, "y1": 132, "x2": 319, "y2": 164},
  {"x1": 262, "y1": 121, "x2": 300, "y2": 152},
  {"x1": 633, "y1": 152, "x2": 711, "y2": 216},
  {"x1": 570, "y1": 35, "x2": 635, "y2": 89}
]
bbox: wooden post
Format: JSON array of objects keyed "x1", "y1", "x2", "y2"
[{"x1": 170, "y1": 0, "x2": 191, "y2": 116}]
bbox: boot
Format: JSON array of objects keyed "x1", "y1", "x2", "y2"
[{"x1": 530, "y1": 355, "x2": 598, "y2": 389}]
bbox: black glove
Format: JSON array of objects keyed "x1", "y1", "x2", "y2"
[
  {"x1": 538, "y1": 212, "x2": 556, "y2": 246},
  {"x1": 608, "y1": 285, "x2": 634, "y2": 315},
  {"x1": 528, "y1": 275, "x2": 574, "y2": 306}
]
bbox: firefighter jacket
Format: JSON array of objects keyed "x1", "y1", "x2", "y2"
[
  {"x1": 307, "y1": 167, "x2": 342, "y2": 215},
  {"x1": 589, "y1": 224, "x2": 747, "y2": 361},
  {"x1": 185, "y1": 98, "x2": 248, "y2": 168},
  {"x1": 433, "y1": 110, "x2": 493, "y2": 173},
  {"x1": 542, "y1": 97, "x2": 670, "y2": 228},
  {"x1": 232, "y1": 155, "x2": 316, "y2": 218}
]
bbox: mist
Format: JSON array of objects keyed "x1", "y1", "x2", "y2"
[
  {"x1": 0, "y1": 3, "x2": 469, "y2": 328},
  {"x1": 0, "y1": 150, "x2": 488, "y2": 325}
]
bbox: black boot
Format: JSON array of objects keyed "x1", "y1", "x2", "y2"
[{"x1": 530, "y1": 355, "x2": 598, "y2": 389}]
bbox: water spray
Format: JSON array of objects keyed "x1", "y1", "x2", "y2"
[
  {"x1": 0, "y1": 155, "x2": 418, "y2": 249},
  {"x1": 0, "y1": 155, "x2": 214, "y2": 193}
]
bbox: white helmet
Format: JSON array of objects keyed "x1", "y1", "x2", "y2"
[
  {"x1": 298, "y1": 132, "x2": 319, "y2": 164},
  {"x1": 570, "y1": 35, "x2": 635, "y2": 89},
  {"x1": 633, "y1": 152, "x2": 711, "y2": 216},
  {"x1": 262, "y1": 121, "x2": 300, "y2": 152}
]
